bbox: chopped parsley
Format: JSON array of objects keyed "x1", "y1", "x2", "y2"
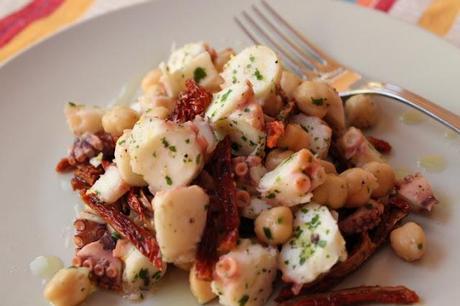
[
  {"x1": 266, "y1": 192, "x2": 276, "y2": 199},
  {"x1": 68, "y1": 102, "x2": 77, "y2": 107},
  {"x1": 318, "y1": 240, "x2": 327, "y2": 248},
  {"x1": 249, "y1": 55, "x2": 255, "y2": 62},
  {"x1": 263, "y1": 227, "x2": 273, "y2": 240},
  {"x1": 238, "y1": 294, "x2": 250, "y2": 306},
  {"x1": 152, "y1": 271, "x2": 162, "y2": 281},
  {"x1": 195, "y1": 154, "x2": 201, "y2": 164},
  {"x1": 137, "y1": 268, "x2": 150, "y2": 287},
  {"x1": 117, "y1": 139, "x2": 126, "y2": 145},
  {"x1": 311, "y1": 97, "x2": 325, "y2": 106},
  {"x1": 169, "y1": 145, "x2": 177, "y2": 153},
  {"x1": 165, "y1": 175, "x2": 173, "y2": 186},
  {"x1": 193, "y1": 67, "x2": 207, "y2": 83},
  {"x1": 161, "y1": 137, "x2": 170, "y2": 148},
  {"x1": 111, "y1": 231, "x2": 122, "y2": 241},
  {"x1": 221, "y1": 89, "x2": 233, "y2": 102},
  {"x1": 417, "y1": 243, "x2": 423, "y2": 250},
  {"x1": 254, "y1": 68, "x2": 264, "y2": 80}
]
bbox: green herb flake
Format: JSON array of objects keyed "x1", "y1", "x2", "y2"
[
  {"x1": 195, "y1": 154, "x2": 201, "y2": 164},
  {"x1": 161, "y1": 137, "x2": 170, "y2": 148},
  {"x1": 249, "y1": 55, "x2": 255, "y2": 62},
  {"x1": 165, "y1": 176, "x2": 173, "y2": 186},
  {"x1": 138, "y1": 268, "x2": 150, "y2": 287},
  {"x1": 68, "y1": 102, "x2": 77, "y2": 107},
  {"x1": 169, "y1": 145, "x2": 177, "y2": 153},
  {"x1": 238, "y1": 294, "x2": 250, "y2": 306},
  {"x1": 266, "y1": 192, "x2": 276, "y2": 199},
  {"x1": 117, "y1": 140, "x2": 126, "y2": 145},
  {"x1": 263, "y1": 227, "x2": 273, "y2": 240},
  {"x1": 277, "y1": 217, "x2": 283, "y2": 224},
  {"x1": 152, "y1": 271, "x2": 162, "y2": 280},
  {"x1": 193, "y1": 67, "x2": 207, "y2": 83},
  {"x1": 318, "y1": 240, "x2": 327, "y2": 248},
  {"x1": 311, "y1": 97, "x2": 325, "y2": 106},
  {"x1": 111, "y1": 231, "x2": 122, "y2": 241},
  {"x1": 185, "y1": 138, "x2": 190, "y2": 144},
  {"x1": 417, "y1": 243, "x2": 423, "y2": 250},
  {"x1": 254, "y1": 68, "x2": 264, "y2": 80},
  {"x1": 221, "y1": 89, "x2": 233, "y2": 102}
]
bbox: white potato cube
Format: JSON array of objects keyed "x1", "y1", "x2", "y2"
[
  {"x1": 88, "y1": 165, "x2": 130, "y2": 203},
  {"x1": 128, "y1": 117, "x2": 204, "y2": 192},
  {"x1": 221, "y1": 45, "x2": 282, "y2": 99},
  {"x1": 279, "y1": 203, "x2": 347, "y2": 286},
  {"x1": 168, "y1": 42, "x2": 207, "y2": 73},
  {"x1": 153, "y1": 185, "x2": 209, "y2": 264},
  {"x1": 122, "y1": 244, "x2": 167, "y2": 291},
  {"x1": 214, "y1": 102, "x2": 266, "y2": 156},
  {"x1": 290, "y1": 114, "x2": 332, "y2": 158},
  {"x1": 114, "y1": 130, "x2": 147, "y2": 187},
  {"x1": 206, "y1": 81, "x2": 254, "y2": 123}
]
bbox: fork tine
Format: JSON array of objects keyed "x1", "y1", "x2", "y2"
[
  {"x1": 234, "y1": 15, "x2": 303, "y2": 76},
  {"x1": 251, "y1": 4, "x2": 324, "y2": 72},
  {"x1": 260, "y1": 0, "x2": 341, "y2": 70},
  {"x1": 234, "y1": 16, "x2": 261, "y2": 45},
  {"x1": 241, "y1": 10, "x2": 318, "y2": 78}
]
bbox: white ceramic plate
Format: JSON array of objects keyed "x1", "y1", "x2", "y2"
[{"x1": 0, "y1": 0, "x2": 459, "y2": 305}]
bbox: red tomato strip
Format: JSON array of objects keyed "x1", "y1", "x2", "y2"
[
  {"x1": 82, "y1": 193, "x2": 163, "y2": 270},
  {"x1": 195, "y1": 137, "x2": 239, "y2": 280},
  {"x1": 171, "y1": 80, "x2": 212, "y2": 123},
  {"x1": 279, "y1": 286, "x2": 419, "y2": 306}
]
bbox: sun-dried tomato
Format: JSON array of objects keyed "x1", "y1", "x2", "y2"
[
  {"x1": 71, "y1": 163, "x2": 103, "y2": 191},
  {"x1": 195, "y1": 137, "x2": 239, "y2": 280},
  {"x1": 279, "y1": 286, "x2": 419, "y2": 306},
  {"x1": 56, "y1": 157, "x2": 74, "y2": 172},
  {"x1": 171, "y1": 80, "x2": 212, "y2": 123},
  {"x1": 82, "y1": 193, "x2": 163, "y2": 270},
  {"x1": 367, "y1": 136, "x2": 392, "y2": 154},
  {"x1": 266, "y1": 120, "x2": 285, "y2": 148},
  {"x1": 126, "y1": 188, "x2": 152, "y2": 223}
]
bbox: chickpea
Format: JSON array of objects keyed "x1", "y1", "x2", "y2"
[
  {"x1": 312, "y1": 174, "x2": 348, "y2": 209},
  {"x1": 102, "y1": 105, "x2": 139, "y2": 137},
  {"x1": 362, "y1": 161, "x2": 395, "y2": 197},
  {"x1": 189, "y1": 264, "x2": 216, "y2": 304},
  {"x1": 340, "y1": 168, "x2": 378, "y2": 208},
  {"x1": 345, "y1": 94, "x2": 378, "y2": 129},
  {"x1": 265, "y1": 149, "x2": 294, "y2": 171},
  {"x1": 279, "y1": 70, "x2": 301, "y2": 98},
  {"x1": 293, "y1": 81, "x2": 330, "y2": 118},
  {"x1": 318, "y1": 159, "x2": 337, "y2": 174},
  {"x1": 277, "y1": 123, "x2": 311, "y2": 152},
  {"x1": 141, "y1": 68, "x2": 162, "y2": 93},
  {"x1": 255, "y1": 207, "x2": 293, "y2": 245},
  {"x1": 44, "y1": 267, "x2": 94, "y2": 306},
  {"x1": 214, "y1": 48, "x2": 235, "y2": 72},
  {"x1": 64, "y1": 103, "x2": 104, "y2": 136},
  {"x1": 262, "y1": 94, "x2": 284, "y2": 117},
  {"x1": 390, "y1": 222, "x2": 426, "y2": 262}
]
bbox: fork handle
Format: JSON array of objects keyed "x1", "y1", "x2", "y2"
[{"x1": 340, "y1": 82, "x2": 460, "y2": 133}]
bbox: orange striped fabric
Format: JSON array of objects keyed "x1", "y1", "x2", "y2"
[{"x1": 0, "y1": 0, "x2": 460, "y2": 64}]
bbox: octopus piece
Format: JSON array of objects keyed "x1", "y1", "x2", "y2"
[
  {"x1": 337, "y1": 127, "x2": 383, "y2": 167},
  {"x1": 397, "y1": 173, "x2": 439, "y2": 212},
  {"x1": 277, "y1": 200, "x2": 409, "y2": 301},
  {"x1": 73, "y1": 234, "x2": 123, "y2": 290},
  {"x1": 232, "y1": 156, "x2": 267, "y2": 189},
  {"x1": 211, "y1": 239, "x2": 278, "y2": 306},
  {"x1": 65, "y1": 132, "x2": 116, "y2": 168},
  {"x1": 266, "y1": 120, "x2": 285, "y2": 148},
  {"x1": 339, "y1": 200, "x2": 385, "y2": 236},
  {"x1": 73, "y1": 218, "x2": 107, "y2": 249},
  {"x1": 279, "y1": 286, "x2": 419, "y2": 306}
]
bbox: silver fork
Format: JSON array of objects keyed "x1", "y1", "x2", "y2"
[{"x1": 235, "y1": 0, "x2": 460, "y2": 133}]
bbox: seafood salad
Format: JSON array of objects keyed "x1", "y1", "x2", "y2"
[{"x1": 43, "y1": 42, "x2": 439, "y2": 306}]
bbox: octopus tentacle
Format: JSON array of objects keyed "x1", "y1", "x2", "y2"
[
  {"x1": 73, "y1": 218, "x2": 107, "y2": 249},
  {"x1": 73, "y1": 233, "x2": 123, "y2": 291},
  {"x1": 339, "y1": 200, "x2": 384, "y2": 235}
]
